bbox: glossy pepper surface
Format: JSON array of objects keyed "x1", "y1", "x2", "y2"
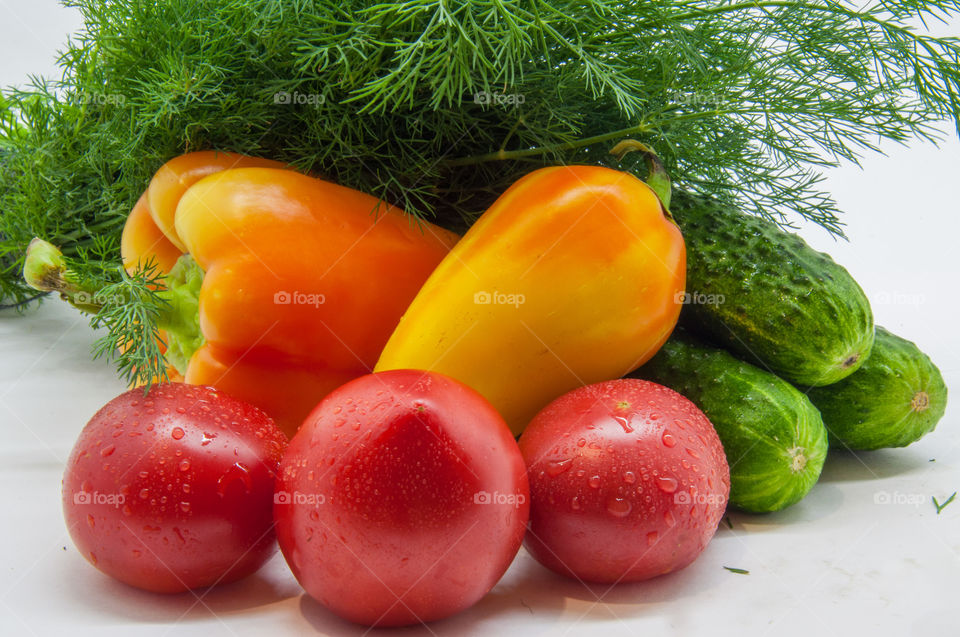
[
  {"x1": 375, "y1": 165, "x2": 685, "y2": 435},
  {"x1": 121, "y1": 152, "x2": 458, "y2": 435}
]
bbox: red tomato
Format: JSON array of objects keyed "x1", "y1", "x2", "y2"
[
  {"x1": 518, "y1": 379, "x2": 729, "y2": 583},
  {"x1": 62, "y1": 383, "x2": 287, "y2": 593},
  {"x1": 274, "y1": 370, "x2": 528, "y2": 627}
]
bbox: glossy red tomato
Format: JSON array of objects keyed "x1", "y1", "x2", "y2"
[
  {"x1": 274, "y1": 370, "x2": 528, "y2": 627},
  {"x1": 62, "y1": 383, "x2": 287, "y2": 593},
  {"x1": 519, "y1": 379, "x2": 729, "y2": 583}
]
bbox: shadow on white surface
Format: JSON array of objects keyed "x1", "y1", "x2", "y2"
[
  {"x1": 818, "y1": 448, "x2": 934, "y2": 483},
  {"x1": 67, "y1": 551, "x2": 302, "y2": 621},
  {"x1": 295, "y1": 544, "x2": 736, "y2": 635},
  {"x1": 719, "y1": 479, "x2": 846, "y2": 534}
]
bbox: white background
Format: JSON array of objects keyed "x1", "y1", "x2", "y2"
[{"x1": 1, "y1": 2, "x2": 958, "y2": 636}]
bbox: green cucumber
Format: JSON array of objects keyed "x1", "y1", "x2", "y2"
[
  {"x1": 671, "y1": 192, "x2": 874, "y2": 387},
  {"x1": 805, "y1": 327, "x2": 947, "y2": 450},
  {"x1": 635, "y1": 329, "x2": 828, "y2": 513}
]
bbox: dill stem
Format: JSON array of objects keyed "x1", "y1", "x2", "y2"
[{"x1": 444, "y1": 121, "x2": 654, "y2": 167}]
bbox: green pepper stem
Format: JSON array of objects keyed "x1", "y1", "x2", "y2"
[
  {"x1": 22, "y1": 238, "x2": 105, "y2": 313},
  {"x1": 609, "y1": 140, "x2": 673, "y2": 211},
  {"x1": 22, "y1": 238, "x2": 205, "y2": 376}
]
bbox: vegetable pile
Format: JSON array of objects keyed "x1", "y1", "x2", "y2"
[{"x1": 3, "y1": 0, "x2": 958, "y2": 630}]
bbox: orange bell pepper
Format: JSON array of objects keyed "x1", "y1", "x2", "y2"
[
  {"x1": 375, "y1": 164, "x2": 685, "y2": 435},
  {"x1": 118, "y1": 151, "x2": 458, "y2": 435}
]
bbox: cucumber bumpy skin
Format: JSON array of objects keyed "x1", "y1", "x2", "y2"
[
  {"x1": 671, "y1": 192, "x2": 874, "y2": 387},
  {"x1": 806, "y1": 327, "x2": 948, "y2": 450},
  {"x1": 636, "y1": 329, "x2": 828, "y2": 513}
]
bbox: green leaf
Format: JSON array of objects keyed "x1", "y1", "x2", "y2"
[{"x1": 932, "y1": 491, "x2": 957, "y2": 514}]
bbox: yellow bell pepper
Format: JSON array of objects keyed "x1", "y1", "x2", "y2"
[{"x1": 375, "y1": 163, "x2": 686, "y2": 434}]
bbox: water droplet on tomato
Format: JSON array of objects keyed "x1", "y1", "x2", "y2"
[
  {"x1": 217, "y1": 463, "x2": 252, "y2": 497},
  {"x1": 613, "y1": 416, "x2": 634, "y2": 433},
  {"x1": 647, "y1": 531, "x2": 659, "y2": 546},
  {"x1": 623, "y1": 471, "x2": 636, "y2": 484},
  {"x1": 179, "y1": 460, "x2": 190, "y2": 472},
  {"x1": 571, "y1": 496, "x2": 582, "y2": 510},
  {"x1": 131, "y1": 549, "x2": 142, "y2": 558},
  {"x1": 179, "y1": 502, "x2": 190, "y2": 513},
  {"x1": 139, "y1": 489, "x2": 149, "y2": 500},
  {"x1": 577, "y1": 438, "x2": 586, "y2": 447},
  {"x1": 309, "y1": 510, "x2": 320, "y2": 522},
  {"x1": 89, "y1": 552, "x2": 97, "y2": 565},
  {"x1": 99, "y1": 445, "x2": 115, "y2": 457},
  {"x1": 656, "y1": 476, "x2": 678, "y2": 493},
  {"x1": 171, "y1": 427, "x2": 185, "y2": 440},
  {"x1": 201, "y1": 432, "x2": 216, "y2": 446},
  {"x1": 664, "y1": 510, "x2": 676, "y2": 527},
  {"x1": 86, "y1": 514, "x2": 95, "y2": 529},
  {"x1": 662, "y1": 432, "x2": 676, "y2": 447},
  {"x1": 686, "y1": 448, "x2": 700, "y2": 459},
  {"x1": 606, "y1": 497, "x2": 632, "y2": 517},
  {"x1": 122, "y1": 505, "x2": 132, "y2": 517},
  {"x1": 588, "y1": 475, "x2": 601, "y2": 489},
  {"x1": 546, "y1": 458, "x2": 573, "y2": 476}
]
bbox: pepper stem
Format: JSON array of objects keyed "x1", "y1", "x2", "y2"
[
  {"x1": 23, "y1": 238, "x2": 104, "y2": 313},
  {"x1": 23, "y1": 238, "x2": 205, "y2": 376},
  {"x1": 609, "y1": 140, "x2": 672, "y2": 211}
]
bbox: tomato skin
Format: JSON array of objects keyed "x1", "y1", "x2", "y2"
[
  {"x1": 62, "y1": 383, "x2": 287, "y2": 593},
  {"x1": 518, "y1": 379, "x2": 729, "y2": 583},
  {"x1": 274, "y1": 370, "x2": 529, "y2": 627}
]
